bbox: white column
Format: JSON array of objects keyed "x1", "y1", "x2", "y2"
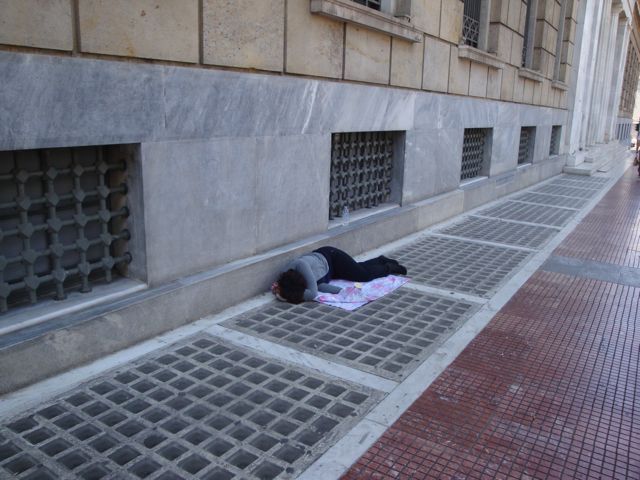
[
  {"x1": 586, "y1": 0, "x2": 613, "y2": 145},
  {"x1": 568, "y1": 0, "x2": 603, "y2": 157},
  {"x1": 606, "y1": 18, "x2": 630, "y2": 141}
]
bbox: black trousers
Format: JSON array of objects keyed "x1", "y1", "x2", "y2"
[{"x1": 314, "y1": 246, "x2": 389, "y2": 282}]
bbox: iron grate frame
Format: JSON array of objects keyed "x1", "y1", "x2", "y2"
[
  {"x1": 550, "y1": 125, "x2": 562, "y2": 155},
  {"x1": 462, "y1": 0, "x2": 482, "y2": 48},
  {"x1": 0, "y1": 146, "x2": 131, "y2": 313},
  {"x1": 518, "y1": 127, "x2": 535, "y2": 165},
  {"x1": 329, "y1": 131, "x2": 398, "y2": 220},
  {"x1": 461, "y1": 128, "x2": 490, "y2": 181}
]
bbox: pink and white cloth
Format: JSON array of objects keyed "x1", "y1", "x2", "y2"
[{"x1": 315, "y1": 275, "x2": 410, "y2": 311}]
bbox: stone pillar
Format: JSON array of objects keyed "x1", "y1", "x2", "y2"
[
  {"x1": 606, "y1": 16, "x2": 630, "y2": 141},
  {"x1": 568, "y1": 0, "x2": 605, "y2": 158},
  {"x1": 585, "y1": 0, "x2": 613, "y2": 146}
]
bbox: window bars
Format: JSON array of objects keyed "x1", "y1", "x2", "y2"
[
  {"x1": 329, "y1": 132, "x2": 395, "y2": 220},
  {"x1": 462, "y1": 0, "x2": 481, "y2": 48},
  {"x1": 549, "y1": 126, "x2": 561, "y2": 155},
  {"x1": 352, "y1": 0, "x2": 382, "y2": 10},
  {"x1": 518, "y1": 127, "x2": 535, "y2": 165},
  {"x1": 461, "y1": 129, "x2": 488, "y2": 181},
  {"x1": 0, "y1": 146, "x2": 131, "y2": 313}
]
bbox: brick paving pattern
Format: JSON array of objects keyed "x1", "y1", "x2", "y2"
[
  {"x1": 555, "y1": 170, "x2": 640, "y2": 268},
  {"x1": 342, "y1": 169, "x2": 639, "y2": 479},
  {"x1": 388, "y1": 236, "x2": 531, "y2": 298},
  {"x1": 475, "y1": 201, "x2": 576, "y2": 227},
  {"x1": 439, "y1": 216, "x2": 559, "y2": 249},
  {"x1": 0, "y1": 335, "x2": 382, "y2": 479},
  {"x1": 225, "y1": 289, "x2": 479, "y2": 381}
]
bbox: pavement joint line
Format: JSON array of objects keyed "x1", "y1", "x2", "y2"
[
  {"x1": 301, "y1": 160, "x2": 629, "y2": 479},
  {"x1": 204, "y1": 325, "x2": 398, "y2": 394},
  {"x1": 469, "y1": 214, "x2": 565, "y2": 230},
  {"x1": 0, "y1": 294, "x2": 274, "y2": 421},
  {"x1": 542, "y1": 255, "x2": 640, "y2": 288},
  {"x1": 429, "y1": 232, "x2": 538, "y2": 252},
  {"x1": 402, "y1": 282, "x2": 488, "y2": 305}
]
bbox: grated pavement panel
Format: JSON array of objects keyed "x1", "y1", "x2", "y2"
[
  {"x1": 438, "y1": 216, "x2": 560, "y2": 249},
  {"x1": 0, "y1": 334, "x2": 382, "y2": 480},
  {"x1": 511, "y1": 192, "x2": 588, "y2": 209},
  {"x1": 475, "y1": 201, "x2": 576, "y2": 227},
  {"x1": 548, "y1": 175, "x2": 609, "y2": 188},
  {"x1": 223, "y1": 289, "x2": 480, "y2": 381},
  {"x1": 388, "y1": 236, "x2": 531, "y2": 298},
  {"x1": 531, "y1": 184, "x2": 601, "y2": 199}
]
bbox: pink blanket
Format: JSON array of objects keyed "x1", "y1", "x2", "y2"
[{"x1": 315, "y1": 275, "x2": 410, "y2": 311}]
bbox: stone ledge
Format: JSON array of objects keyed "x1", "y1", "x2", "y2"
[
  {"x1": 518, "y1": 67, "x2": 546, "y2": 83},
  {"x1": 551, "y1": 80, "x2": 569, "y2": 91},
  {"x1": 457, "y1": 45, "x2": 505, "y2": 69},
  {"x1": 310, "y1": 0, "x2": 422, "y2": 42}
]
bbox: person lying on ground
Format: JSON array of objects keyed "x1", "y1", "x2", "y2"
[{"x1": 271, "y1": 246, "x2": 407, "y2": 304}]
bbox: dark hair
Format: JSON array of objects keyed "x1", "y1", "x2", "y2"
[{"x1": 277, "y1": 269, "x2": 307, "y2": 304}]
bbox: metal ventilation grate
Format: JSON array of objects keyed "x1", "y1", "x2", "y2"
[
  {"x1": 462, "y1": 0, "x2": 481, "y2": 48},
  {"x1": 518, "y1": 127, "x2": 535, "y2": 164},
  {"x1": 329, "y1": 131, "x2": 396, "y2": 220},
  {"x1": 550, "y1": 125, "x2": 562, "y2": 155},
  {"x1": 0, "y1": 146, "x2": 131, "y2": 313},
  {"x1": 461, "y1": 128, "x2": 489, "y2": 181}
]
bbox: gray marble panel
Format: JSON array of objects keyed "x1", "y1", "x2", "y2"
[
  {"x1": 439, "y1": 96, "x2": 499, "y2": 129},
  {"x1": 403, "y1": 128, "x2": 463, "y2": 203},
  {"x1": 412, "y1": 93, "x2": 441, "y2": 130},
  {"x1": 519, "y1": 105, "x2": 553, "y2": 127},
  {"x1": 0, "y1": 51, "x2": 164, "y2": 150},
  {"x1": 489, "y1": 126, "x2": 520, "y2": 176},
  {"x1": 140, "y1": 138, "x2": 260, "y2": 285},
  {"x1": 255, "y1": 134, "x2": 331, "y2": 252},
  {"x1": 162, "y1": 67, "x2": 319, "y2": 140},
  {"x1": 496, "y1": 102, "x2": 519, "y2": 127},
  {"x1": 303, "y1": 82, "x2": 416, "y2": 134},
  {"x1": 534, "y1": 126, "x2": 553, "y2": 162}
]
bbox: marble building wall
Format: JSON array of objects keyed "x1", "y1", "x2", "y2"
[{"x1": 0, "y1": 0, "x2": 577, "y2": 108}]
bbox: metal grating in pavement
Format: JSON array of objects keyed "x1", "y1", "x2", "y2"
[
  {"x1": 511, "y1": 192, "x2": 588, "y2": 209},
  {"x1": 224, "y1": 289, "x2": 479, "y2": 381},
  {"x1": 548, "y1": 175, "x2": 609, "y2": 188},
  {"x1": 532, "y1": 184, "x2": 600, "y2": 199},
  {"x1": 0, "y1": 335, "x2": 382, "y2": 480},
  {"x1": 475, "y1": 201, "x2": 576, "y2": 227},
  {"x1": 439, "y1": 216, "x2": 560, "y2": 249},
  {"x1": 388, "y1": 236, "x2": 531, "y2": 298}
]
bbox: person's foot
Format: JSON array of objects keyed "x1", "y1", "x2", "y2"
[
  {"x1": 387, "y1": 262, "x2": 407, "y2": 275},
  {"x1": 380, "y1": 255, "x2": 400, "y2": 265}
]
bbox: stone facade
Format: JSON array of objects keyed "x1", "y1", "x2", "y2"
[{"x1": 0, "y1": 0, "x2": 639, "y2": 391}]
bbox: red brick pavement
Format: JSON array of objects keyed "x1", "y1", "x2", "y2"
[{"x1": 342, "y1": 169, "x2": 640, "y2": 480}]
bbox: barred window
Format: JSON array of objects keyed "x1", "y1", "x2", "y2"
[
  {"x1": 352, "y1": 0, "x2": 381, "y2": 11},
  {"x1": 329, "y1": 131, "x2": 404, "y2": 220},
  {"x1": 462, "y1": 0, "x2": 482, "y2": 48},
  {"x1": 0, "y1": 146, "x2": 131, "y2": 313},
  {"x1": 549, "y1": 125, "x2": 562, "y2": 155},
  {"x1": 518, "y1": 127, "x2": 536, "y2": 165},
  {"x1": 461, "y1": 128, "x2": 492, "y2": 181}
]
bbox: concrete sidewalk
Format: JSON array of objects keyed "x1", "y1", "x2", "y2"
[{"x1": 0, "y1": 160, "x2": 634, "y2": 479}]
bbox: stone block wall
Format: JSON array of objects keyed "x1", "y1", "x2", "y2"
[{"x1": 0, "y1": 0, "x2": 577, "y2": 108}]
